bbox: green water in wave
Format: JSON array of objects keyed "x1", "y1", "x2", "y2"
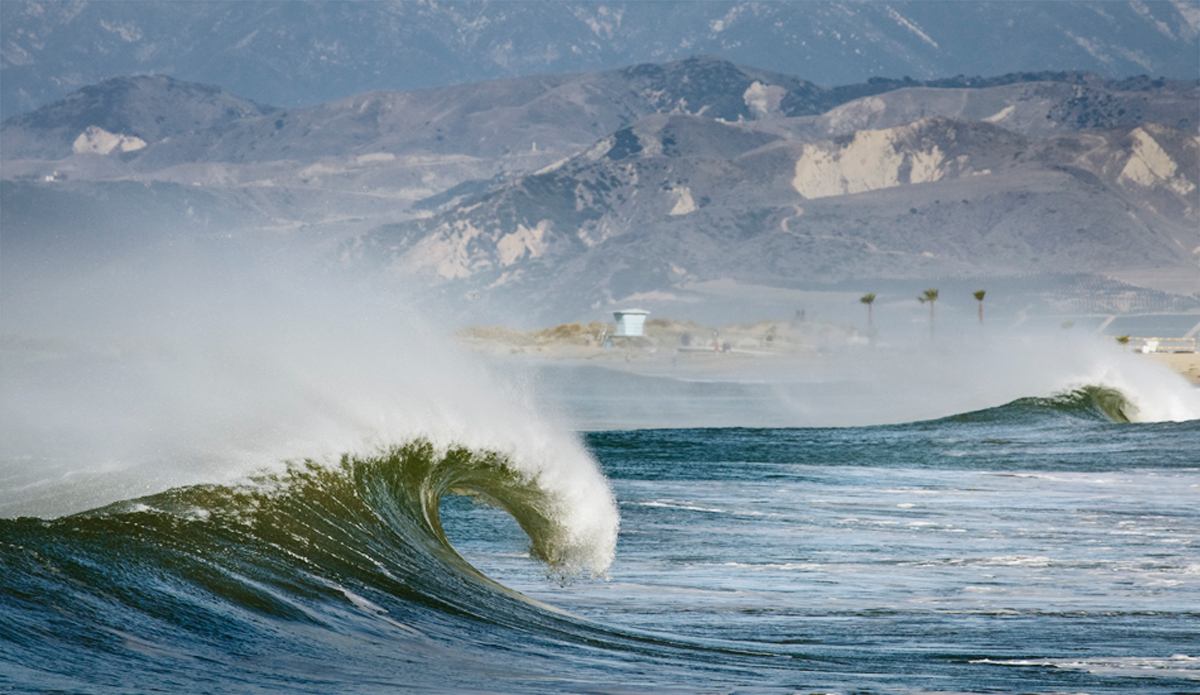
[
  {"x1": 1031, "y1": 385, "x2": 1138, "y2": 423},
  {"x1": 85, "y1": 439, "x2": 578, "y2": 579}
]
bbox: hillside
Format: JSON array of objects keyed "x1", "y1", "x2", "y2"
[
  {"x1": 342, "y1": 112, "x2": 1198, "y2": 320},
  {"x1": 3, "y1": 59, "x2": 1197, "y2": 324},
  {"x1": 5, "y1": 59, "x2": 1196, "y2": 246},
  {"x1": 0, "y1": 76, "x2": 277, "y2": 160},
  {"x1": 7, "y1": 62, "x2": 1195, "y2": 166}
]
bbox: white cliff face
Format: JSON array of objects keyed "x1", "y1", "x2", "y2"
[
  {"x1": 1118, "y1": 127, "x2": 1197, "y2": 197},
  {"x1": 496, "y1": 220, "x2": 551, "y2": 266},
  {"x1": 668, "y1": 186, "x2": 697, "y2": 215},
  {"x1": 791, "y1": 122, "x2": 948, "y2": 199},
  {"x1": 401, "y1": 219, "x2": 486, "y2": 280},
  {"x1": 982, "y1": 105, "x2": 1016, "y2": 123},
  {"x1": 393, "y1": 216, "x2": 554, "y2": 280},
  {"x1": 742, "y1": 81, "x2": 786, "y2": 120},
  {"x1": 72, "y1": 126, "x2": 147, "y2": 155}
]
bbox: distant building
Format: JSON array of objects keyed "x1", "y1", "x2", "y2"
[{"x1": 613, "y1": 309, "x2": 649, "y2": 337}]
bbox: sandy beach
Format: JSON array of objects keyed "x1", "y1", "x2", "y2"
[
  {"x1": 456, "y1": 318, "x2": 854, "y2": 378},
  {"x1": 1145, "y1": 351, "x2": 1200, "y2": 386},
  {"x1": 458, "y1": 319, "x2": 1200, "y2": 387}
]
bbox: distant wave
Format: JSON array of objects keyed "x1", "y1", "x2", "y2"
[
  {"x1": 1028, "y1": 385, "x2": 1137, "y2": 423},
  {"x1": 942, "y1": 385, "x2": 1137, "y2": 425}
]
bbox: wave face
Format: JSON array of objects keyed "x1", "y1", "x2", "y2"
[
  {"x1": 3, "y1": 390, "x2": 1198, "y2": 693},
  {"x1": 0, "y1": 441, "x2": 636, "y2": 693}
]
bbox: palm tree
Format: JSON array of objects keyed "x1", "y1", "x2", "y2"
[
  {"x1": 918, "y1": 288, "x2": 938, "y2": 337},
  {"x1": 860, "y1": 293, "x2": 876, "y2": 332},
  {"x1": 973, "y1": 290, "x2": 986, "y2": 324}
]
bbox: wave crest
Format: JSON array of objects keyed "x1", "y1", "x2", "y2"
[
  {"x1": 942, "y1": 384, "x2": 1138, "y2": 424},
  {"x1": 358, "y1": 439, "x2": 617, "y2": 580},
  {"x1": 1026, "y1": 385, "x2": 1138, "y2": 423},
  {"x1": 91, "y1": 437, "x2": 618, "y2": 588}
]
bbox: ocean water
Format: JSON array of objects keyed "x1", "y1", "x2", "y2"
[
  {"x1": 3, "y1": 258, "x2": 1199, "y2": 692},
  {"x1": 3, "y1": 380, "x2": 1198, "y2": 693}
]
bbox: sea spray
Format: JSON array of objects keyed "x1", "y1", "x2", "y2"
[
  {"x1": 1056, "y1": 345, "x2": 1200, "y2": 423},
  {"x1": 528, "y1": 323, "x2": 1200, "y2": 429},
  {"x1": 1, "y1": 245, "x2": 620, "y2": 548}
]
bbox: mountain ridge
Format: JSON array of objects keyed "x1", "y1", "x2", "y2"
[
  {"x1": 3, "y1": 58, "x2": 1197, "y2": 323},
  {"x1": 339, "y1": 112, "x2": 1197, "y2": 319},
  {"x1": 6, "y1": 60, "x2": 1195, "y2": 168},
  {"x1": 4, "y1": 1, "x2": 1198, "y2": 120}
]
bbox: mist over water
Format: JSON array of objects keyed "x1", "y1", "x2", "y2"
[
  {"x1": 0, "y1": 239, "x2": 613, "y2": 543},
  {"x1": 6, "y1": 225, "x2": 1198, "y2": 517},
  {"x1": 515, "y1": 323, "x2": 1200, "y2": 431}
]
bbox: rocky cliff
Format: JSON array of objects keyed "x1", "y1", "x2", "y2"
[{"x1": 343, "y1": 109, "x2": 1197, "y2": 319}]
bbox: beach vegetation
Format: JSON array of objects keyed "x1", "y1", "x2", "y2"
[
  {"x1": 860, "y1": 293, "x2": 876, "y2": 332},
  {"x1": 918, "y1": 288, "x2": 938, "y2": 335}
]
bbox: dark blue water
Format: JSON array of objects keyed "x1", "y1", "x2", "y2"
[{"x1": 3, "y1": 392, "x2": 1198, "y2": 693}]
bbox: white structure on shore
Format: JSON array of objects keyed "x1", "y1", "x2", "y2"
[{"x1": 613, "y1": 309, "x2": 649, "y2": 337}]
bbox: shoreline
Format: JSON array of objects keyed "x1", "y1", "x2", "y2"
[{"x1": 458, "y1": 329, "x2": 1200, "y2": 387}]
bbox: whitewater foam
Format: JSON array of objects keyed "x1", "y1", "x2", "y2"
[{"x1": 971, "y1": 655, "x2": 1200, "y2": 680}]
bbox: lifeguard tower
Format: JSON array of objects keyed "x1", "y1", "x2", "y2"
[{"x1": 613, "y1": 309, "x2": 649, "y2": 337}]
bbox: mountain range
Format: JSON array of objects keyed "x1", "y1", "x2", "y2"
[
  {"x1": 4, "y1": 1, "x2": 1198, "y2": 120},
  {"x1": 3, "y1": 57, "x2": 1198, "y2": 323},
  {"x1": 344, "y1": 109, "x2": 1198, "y2": 318}
]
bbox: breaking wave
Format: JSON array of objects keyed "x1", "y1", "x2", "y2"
[
  {"x1": 1, "y1": 439, "x2": 623, "y2": 687},
  {"x1": 82, "y1": 437, "x2": 616, "y2": 584},
  {"x1": 944, "y1": 384, "x2": 1141, "y2": 424},
  {"x1": 1023, "y1": 385, "x2": 1139, "y2": 423}
]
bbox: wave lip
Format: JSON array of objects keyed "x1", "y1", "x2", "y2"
[{"x1": 366, "y1": 438, "x2": 619, "y2": 581}]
